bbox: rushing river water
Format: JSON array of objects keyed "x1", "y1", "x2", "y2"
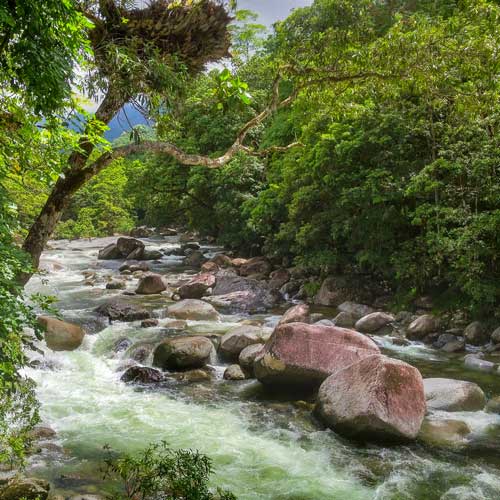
[{"x1": 24, "y1": 236, "x2": 500, "y2": 499}]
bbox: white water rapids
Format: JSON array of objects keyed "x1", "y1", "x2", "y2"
[{"x1": 23, "y1": 237, "x2": 500, "y2": 499}]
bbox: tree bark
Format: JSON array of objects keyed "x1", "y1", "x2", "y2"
[{"x1": 20, "y1": 91, "x2": 125, "y2": 284}]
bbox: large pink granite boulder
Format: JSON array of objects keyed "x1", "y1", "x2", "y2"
[
  {"x1": 254, "y1": 322, "x2": 380, "y2": 387},
  {"x1": 316, "y1": 354, "x2": 426, "y2": 441}
]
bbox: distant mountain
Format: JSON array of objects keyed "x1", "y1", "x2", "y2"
[{"x1": 105, "y1": 103, "x2": 153, "y2": 141}]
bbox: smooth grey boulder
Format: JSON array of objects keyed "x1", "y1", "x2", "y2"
[
  {"x1": 355, "y1": 312, "x2": 395, "y2": 333},
  {"x1": 219, "y1": 325, "x2": 265, "y2": 359},
  {"x1": 98, "y1": 243, "x2": 122, "y2": 260},
  {"x1": 167, "y1": 299, "x2": 220, "y2": 321},
  {"x1": 238, "y1": 344, "x2": 264, "y2": 376},
  {"x1": 464, "y1": 354, "x2": 496, "y2": 372},
  {"x1": 423, "y1": 378, "x2": 486, "y2": 411},
  {"x1": 464, "y1": 321, "x2": 489, "y2": 345},
  {"x1": 337, "y1": 301, "x2": 374, "y2": 320},
  {"x1": 153, "y1": 336, "x2": 214, "y2": 370},
  {"x1": 407, "y1": 315, "x2": 440, "y2": 339},
  {"x1": 223, "y1": 364, "x2": 246, "y2": 380}
]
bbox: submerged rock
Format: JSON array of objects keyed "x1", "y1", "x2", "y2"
[
  {"x1": 254, "y1": 322, "x2": 380, "y2": 388},
  {"x1": 219, "y1": 325, "x2": 265, "y2": 360},
  {"x1": 106, "y1": 279, "x2": 126, "y2": 290},
  {"x1": 464, "y1": 354, "x2": 496, "y2": 372},
  {"x1": 355, "y1": 312, "x2": 394, "y2": 333},
  {"x1": 418, "y1": 418, "x2": 471, "y2": 448},
  {"x1": 315, "y1": 355, "x2": 426, "y2": 442},
  {"x1": 37, "y1": 316, "x2": 85, "y2": 351},
  {"x1": 121, "y1": 366, "x2": 163, "y2": 384},
  {"x1": 278, "y1": 303, "x2": 311, "y2": 326},
  {"x1": 167, "y1": 299, "x2": 220, "y2": 321},
  {"x1": 424, "y1": 378, "x2": 486, "y2": 412},
  {"x1": 153, "y1": 336, "x2": 214, "y2": 370},
  {"x1": 135, "y1": 273, "x2": 167, "y2": 295},
  {"x1": 224, "y1": 364, "x2": 246, "y2": 380},
  {"x1": 485, "y1": 396, "x2": 500, "y2": 414}
]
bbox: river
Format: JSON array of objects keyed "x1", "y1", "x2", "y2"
[{"x1": 24, "y1": 236, "x2": 500, "y2": 499}]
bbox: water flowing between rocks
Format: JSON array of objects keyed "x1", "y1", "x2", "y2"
[{"x1": 24, "y1": 236, "x2": 500, "y2": 499}]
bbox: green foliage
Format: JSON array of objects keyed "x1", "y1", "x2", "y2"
[
  {"x1": 0, "y1": 0, "x2": 90, "y2": 114},
  {"x1": 103, "y1": 441, "x2": 236, "y2": 500},
  {"x1": 55, "y1": 159, "x2": 136, "y2": 240}
]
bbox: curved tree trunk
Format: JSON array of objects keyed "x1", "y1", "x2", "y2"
[{"x1": 20, "y1": 91, "x2": 125, "y2": 285}]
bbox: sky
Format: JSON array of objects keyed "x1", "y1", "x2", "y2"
[{"x1": 238, "y1": 0, "x2": 312, "y2": 26}]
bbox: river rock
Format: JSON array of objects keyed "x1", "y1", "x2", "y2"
[
  {"x1": 239, "y1": 256, "x2": 272, "y2": 277},
  {"x1": 184, "y1": 251, "x2": 206, "y2": 267},
  {"x1": 315, "y1": 355, "x2": 426, "y2": 441},
  {"x1": 178, "y1": 273, "x2": 216, "y2": 299},
  {"x1": 169, "y1": 368, "x2": 212, "y2": 383},
  {"x1": 37, "y1": 316, "x2": 85, "y2": 351},
  {"x1": 95, "y1": 300, "x2": 151, "y2": 322},
  {"x1": 464, "y1": 321, "x2": 489, "y2": 345},
  {"x1": 135, "y1": 273, "x2": 167, "y2": 295},
  {"x1": 153, "y1": 336, "x2": 214, "y2": 370},
  {"x1": 268, "y1": 269, "x2": 290, "y2": 290},
  {"x1": 0, "y1": 477, "x2": 50, "y2": 500},
  {"x1": 278, "y1": 304, "x2": 311, "y2": 326},
  {"x1": 314, "y1": 277, "x2": 343, "y2": 306},
  {"x1": 337, "y1": 302, "x2": 375, "y2": 320},
  {"x1": 223, "y1": 364, "x2": 246, "y2": 380},
  {"x1": 238, "y1": 344, "x2": 264, "y2": 376},
  {"x1": 129, "y1": 262, "x2": 150, "y2": 273},
  {"x1": 332, "y1": 311, "x2": 355, "y2": 328},
  {"x1": 141, "y1": 249, "x2": 163, "y2": 261},
  {"x1": 130, "y1": 226, "x2": 153, "y2": 238},
  {"x1": 106, "y1": 279, "x2": 126, "y2": 290},
  {"x1": 117, "y1": 237, "x2": 144, "y2": 258},
  {"x1": 491, "y1": 326, "x2": 500, "y2": 344},
  {"x1": 407, "y1": 314, "x2": 440, "y2": 339},
  {"x1": 355, "y1": 312, "x2": 395, "y2": 333},
  {"x1": 424, "y1": 378, "x2": 486, "y2": 411},
  {"x1": 418, "y1": 418, "x2": 471, "y2": 448},
  {"x1": 167, "y1": 299, "x2": 220, "y2": 321},
  {"x1": 464, "y1": 353, "x2": 496, "y2": 372},
  {"x1": 121, "y1": 366, "x2": 163, "y2": 384},
  {"x1": 485, "y1": 396, "x2": 500, "y2": 414},
  {"x1": 29, "y1": 426, "x2": 56, "y2": 441},
  {"x1": 209, "y1": 271, "x2": 277, "y2": 312},
  {"x1": 182, "y1": 242, "x2": 201, "y2": 251},
  {"x1": 441, "y1": 337, "x2": 465, "y2": 353},
  {"x1": 210, "y1": 254, "x2": 233, "y2": 268},
  {"x1": 254, "y1": 322, "x2": 380, "y2": 388},
  {"x1": 98, "y1": 243, "x2": 122, "y2": 260},
  {"x1": 201, "y1": 261, "x2": 219, "y2": 274},
  {"x1": 219, "y1": 325, "x2": 265, "y2": 359}
]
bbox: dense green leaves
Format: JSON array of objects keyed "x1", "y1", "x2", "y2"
[{"x1": 103, "y1": 441, "x2": 236, "y2": 500}]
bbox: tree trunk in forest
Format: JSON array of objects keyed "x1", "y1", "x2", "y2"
[{"x1": 20, "y1": 90, "x2": 125, "y2": 285}]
